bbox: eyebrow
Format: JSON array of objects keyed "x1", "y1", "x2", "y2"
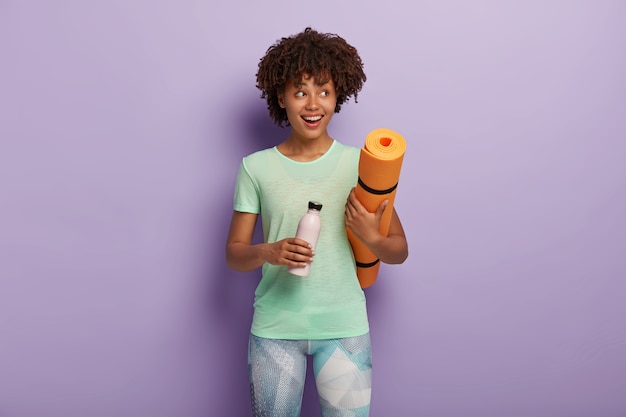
[{"x1": 294, "y1": 79, "x2": 331, "y2": 88}]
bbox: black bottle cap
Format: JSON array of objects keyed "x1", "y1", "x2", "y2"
[{"x1": 308, "y1": 201, "x2": 323, "y2": 211}]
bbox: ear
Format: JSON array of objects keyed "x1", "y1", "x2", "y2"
[{"x1": 277, "y1": 94, "x2": 285, "y2": 108}]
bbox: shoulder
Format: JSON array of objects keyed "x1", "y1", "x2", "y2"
[
  {"x1": 333, "y1": 140, "x2": 359, "y2": 152},
  {"x1": 332, "y1": 140, "x2": 361, "y2": 162},
  {"x1": 242, "y1": 147, "x2": 276, "y2": 162},
  {"x1": 241, "y1": 147, "x2": 278, "y2": 170},
  {"x1": 332, "y1": 140, "x2": 359, "y2": 153}
]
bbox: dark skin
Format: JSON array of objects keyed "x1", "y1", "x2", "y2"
[{"x1": 226, "y1": 75, "x2": 408, "y2": 272}]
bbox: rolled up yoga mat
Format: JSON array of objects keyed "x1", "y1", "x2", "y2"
[{"x1": 347, "y1": 128, "x2": 406, "y2": 288}]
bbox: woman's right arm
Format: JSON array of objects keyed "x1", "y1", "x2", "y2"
[{"x1": 225, "y1": 211, "x2": 314, "y2": 272}]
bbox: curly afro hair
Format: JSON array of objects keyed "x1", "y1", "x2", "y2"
[{"x1": 256, "y1": 27, "x2": 367, "y2": 127}]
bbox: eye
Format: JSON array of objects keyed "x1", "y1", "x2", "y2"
[
  {"x1": 295, "y1": 91, "x2": 305, "y2": 97},
  {"x1": 320, "y1": 90, "x2": 329, "y2": 97}
]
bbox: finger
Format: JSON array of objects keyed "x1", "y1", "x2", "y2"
[
  {"x1": 348, "y1": 189, "x2": 360, "y2": 206},
  {"x1": 344, "y1": 203, "x2": 354, "y2": 217},
  {"x1": 286, "y1": 250, "x2": 313, "y2": 265},
  {"x1": 287, "y1": 241, "x2": 314, "y2": 258},
  {"x1": 290, "y1": 237, "x2": 313, "y2": 250},
  {"x1": 376, "y1": 199, "x2": 389, "y2": 217},
  {"x1": 286, "y1": 237, "x2": 313, "y2": 252}
]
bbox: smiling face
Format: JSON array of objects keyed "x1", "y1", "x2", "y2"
[{"x1": 278, "y1": 74, "x2": 337, "y2": 142}]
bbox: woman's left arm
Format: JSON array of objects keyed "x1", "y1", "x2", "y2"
[{"x1": 344, "y1": 188, "x2": 409, "y2": 264}]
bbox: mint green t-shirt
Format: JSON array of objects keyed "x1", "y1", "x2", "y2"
[{"x1": 233, "y1": 140, "x2": 369, "y2": 340}]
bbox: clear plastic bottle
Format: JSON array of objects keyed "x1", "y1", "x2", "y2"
[{"x1": 288, "y1": 201, "x2": 323, "y2": 276}]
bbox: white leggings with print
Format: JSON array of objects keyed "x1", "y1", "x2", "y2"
[{"x1": 248, "y1": 333, "x2": 372, "y2": 417}]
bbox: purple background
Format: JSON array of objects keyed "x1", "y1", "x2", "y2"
[{"x1": 1, "y1": 1, "x2": 625, "y2": 416}]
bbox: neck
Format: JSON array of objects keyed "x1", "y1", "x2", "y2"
[{"x1": 277, "y1": 135, "x2": 334, "y2": 162}]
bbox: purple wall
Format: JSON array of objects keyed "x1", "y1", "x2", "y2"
[{"x1": 1, "y1": 1, "x2": 625, "y2": 416}]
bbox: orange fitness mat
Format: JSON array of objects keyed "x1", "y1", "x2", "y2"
[{"x1": 347, "y1": 128, "x2": 406, "y2": 288}]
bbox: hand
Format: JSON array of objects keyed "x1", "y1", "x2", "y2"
[
  {"x1": 344, "y1": 187, "x2": 387, "y2": 245},
  {"x1": 265, "y1": 237, "x2": 314, "y2": 268}
]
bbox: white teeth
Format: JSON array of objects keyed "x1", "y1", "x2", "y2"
[{"x1": 303, "y1": 115, "x2": 322, "y2": 122}]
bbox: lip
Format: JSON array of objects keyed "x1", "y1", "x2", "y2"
[{"x1": 301, "y1": 114, "x2": 324, "y2": 128}]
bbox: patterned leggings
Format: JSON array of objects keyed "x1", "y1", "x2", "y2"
[{"x1": 248, "y1": 333, "x2": 372, "y2": 417}]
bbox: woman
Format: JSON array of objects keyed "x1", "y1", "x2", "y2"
[{"x1": 226, "y1": 27, "x2": 408, "y2": 417}]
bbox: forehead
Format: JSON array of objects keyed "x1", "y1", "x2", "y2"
[{"x1": 290, "y1": 73, "x2": 334, "y2": 87}]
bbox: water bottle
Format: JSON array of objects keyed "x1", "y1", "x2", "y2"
[{"x1": 288, "y1": 201, "x2": 322, "y2": 276}]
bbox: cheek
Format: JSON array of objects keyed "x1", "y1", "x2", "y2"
[{"x1": 284, "y1": 107, "x2": 302, "y2": 124}]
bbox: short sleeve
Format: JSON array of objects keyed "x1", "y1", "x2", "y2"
[{"x1": 233, "y1": 159, "x2": 261, "y2": 214}]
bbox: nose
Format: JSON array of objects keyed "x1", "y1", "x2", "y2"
[{"x1": 305, "y1": 95, "x2": 319, "y2": 110}]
